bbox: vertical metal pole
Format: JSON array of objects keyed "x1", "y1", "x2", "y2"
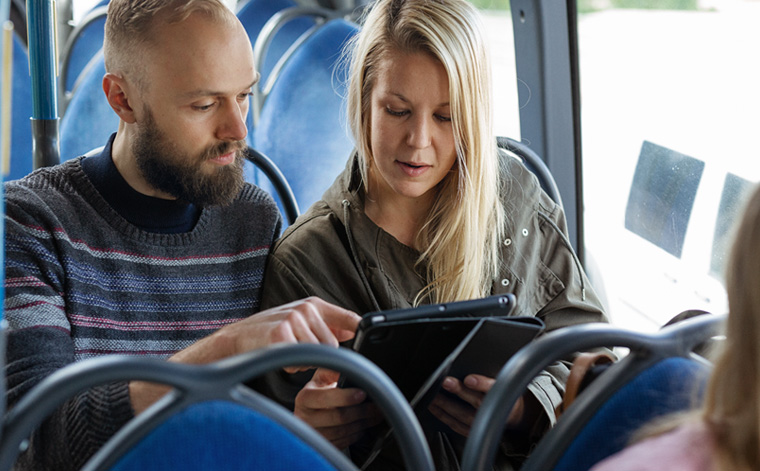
[
  {"x1": 26, "y1": 0, "x2": 59, "y2": 169},
  {"x1": 0, "y1": 0, "x2": 11, "y2": 429},
  {"x1": 2, "y1": 21, "x2": 11, "y2": 177}
]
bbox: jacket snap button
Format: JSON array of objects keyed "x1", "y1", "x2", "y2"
[
  {"x1": 501, "y1": 278, "x2": 510, "y2": 286},
  {"x1": 504, "y1": 238, "x2": 512, "y2": 246},
  {"x1": 522, "y1": 228, "x2": 529, "y2": 237}
]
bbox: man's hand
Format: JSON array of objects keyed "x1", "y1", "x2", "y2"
[
  {"x1": 210, "y1": 297, "x2": 360, "y2": 366},
  {"x1": 294, "y1": 368, "x2": 383, "y2": 449},
  {"x1": 130, "y1": 297, "x2": 361, "y2": 414},
  {"x1": 428, "y1": 374, "x2": 526, "y2": 437}
]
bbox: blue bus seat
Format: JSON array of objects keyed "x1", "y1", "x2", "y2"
[
  {"x1": 109, "y1": 400, "x2": 346, "y2": 471},
  {"x1": 59, "y1": 5, "x2": 108, "y2": 108},
  {"x1": 253, "y1": 18, "x2": 358, "y2": 223},
  {"x1": 3, "y1": 33, "x2": 33, "y2": 181},
  {"x1": 250, "y1": 6, "x2": 343, "y2": 123},
  {"x1": 461, "y1": 313, "x2": 724, "y2": 471},
  {"x1": 59, "y1": 52, "x2": 119, "y2": 161},
  {"x1": 237, "y1": 0, "x2": 320, "y2": 88},
  {"x1": 236, "y1": 0, "x2": 310, "y2": 148},
  {"x1": 0, "y1": 344, "x2": 434, "y2": 471},
  {"x1": 550, "y1": 356, "x2": 707, "y2": 471}
]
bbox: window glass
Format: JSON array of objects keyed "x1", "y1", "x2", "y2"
[
  {"x1": 710, "y1": 173, "x2": 753, "y2": 281},
  {"x1": 470, "y1": 0, "x2": 521, "y2": 140},
  {"x1": 71, "y1": 0, "x2": 103, "y2": 22},
  {"x1": 624, "y1": 141, "x2": 703, "y2": 259},
  {"x1": 579, "y1": 0, "x2": 760, "y2": 331}
]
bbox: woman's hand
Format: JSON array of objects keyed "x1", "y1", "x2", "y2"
[
  {"x1": 294, "y1": 368, "x2": 383, "y2": 449},
  {"x1": 428, "y1": 374, "x2": 526, "y2": 437}
]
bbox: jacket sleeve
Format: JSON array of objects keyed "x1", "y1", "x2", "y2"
[
  {"x1": 260, "y1": 208, "x2": 377, "y2": 315},
  {"x1": 260, "y1": 250, "x2": 314, "y2": 311},
  {"x1": 256, "y1": 221, "x2": 344, "y2": 409},
  {"x1": 494, "y1": 157, "x2": 609, "y2": 453},
  {"x1": 4, "y1": 189, "x2": 134, "y2": 471},
  {"x1": 511, "y1": 206, "x2": 608, "y2": 442}
]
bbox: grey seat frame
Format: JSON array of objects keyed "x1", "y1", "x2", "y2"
[
  {"x1": 461, "y1": 313, "x2": 725, "y2": 471},
  {"x1": 58, "y1": 5, "x2": 108, "y2": 111},
  {"x1": 251, "y1": 6, "x2": 350, "y2": 124},
  {"x1": 0, "y1": 344, "x2": 434, "y2": 471},
  {"x1": 78, "y1": 146, "x2": 301, "y2": 226},
  {"x1": 498, "y1": 136, "x2": 563, "y2": 208}
]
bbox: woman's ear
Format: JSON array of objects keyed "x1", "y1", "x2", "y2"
[{"x1": 103, "y1": 73, "x2": 136, "y2": 123}]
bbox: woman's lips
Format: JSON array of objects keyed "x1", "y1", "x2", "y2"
[{"x1": 396, "y1": 160, "x2": 430, "y2": 177}]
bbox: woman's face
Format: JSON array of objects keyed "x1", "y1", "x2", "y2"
[{"x1": 367, "y1": 50, "x2": 457, "y2": 208}]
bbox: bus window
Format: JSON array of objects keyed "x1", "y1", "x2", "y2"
[
  {"x1": 710, "y1": 172, "x2": 753, "y2": 281},
  {"x1": 624, "y1": 141, "x2": 704, "y2": 260},
  {"x1": 579, "y1": 0, "x2": 760, "y2": 331},
  {"x1": 471, "y1": 0, "x2": 521, "y2": 140}
]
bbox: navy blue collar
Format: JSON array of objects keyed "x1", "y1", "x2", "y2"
[{"x1": 81, "y1": 134, "x2": 201, "y2": 234}]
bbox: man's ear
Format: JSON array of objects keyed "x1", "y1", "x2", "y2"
[{"x1": 103, "y1": 73, "x2": 137, "y2": 123}]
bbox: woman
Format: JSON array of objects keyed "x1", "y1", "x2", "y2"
[
  {"x1": 591, "y1": 184, "x2": 760, "y2": 471},
  {"x1": 259, "y1": 0, "x2": 606, "y2": 468}
]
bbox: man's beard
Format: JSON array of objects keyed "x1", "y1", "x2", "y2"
[{"x1": 132, "y1": 110, "x2": 246, "y2": 207}]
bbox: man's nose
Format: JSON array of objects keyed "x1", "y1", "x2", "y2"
[{"x1": 216, "y1": 98, "x2": 249, "y2": 142}]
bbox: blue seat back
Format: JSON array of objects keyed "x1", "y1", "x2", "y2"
[
  {"x1": 253, "y1": 18, "x2": 358, "y2": 221},
  {"x1": 461, "y1": 314, "x2": 724, "y2": 471},
  {"x1": 237, "y1": 0, "x2": 318, "y2": 86},
  {"x1": 3, "y1": 34, "x2": 33, "y2": 181},
  {"x1": 59, "y1": 52, "x2": 119, "y2": 161},
  {"x1": 60, "y1": 6, "x2": 107, "y2": 97},
  {"x1": 110, "y1": 401, "x2": 340, "y2": 471},
  {"x1": 237, "y1": 0, "x2": 317, "y2": 147},
  {"x1": 553, "y1": 356, "x2": 708, "y2": 471}
]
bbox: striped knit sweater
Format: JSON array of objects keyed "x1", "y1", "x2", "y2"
[{"x1": 4, "y1": 155, "x2": 281, "y2": 470}]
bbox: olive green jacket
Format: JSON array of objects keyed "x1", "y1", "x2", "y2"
[{"x1": 259, "y1": 152, "x2": 607, "y2": 470}]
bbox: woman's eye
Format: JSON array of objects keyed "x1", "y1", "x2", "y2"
[
  {"x1": 435, "y1": 114, "x2": 452, "y2": 122},
  {"x1": 385, "y1": 106, "x2": 408, "y2": 117}
]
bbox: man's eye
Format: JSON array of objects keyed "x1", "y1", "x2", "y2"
[{"x1": 193, "y1": 103, "x2": 215, "y2": 111}]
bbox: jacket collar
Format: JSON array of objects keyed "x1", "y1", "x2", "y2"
[{"x1": 322, "y1": 153, "x2": 427, "y2": 309}]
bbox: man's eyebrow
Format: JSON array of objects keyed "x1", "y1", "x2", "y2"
[{"x1": 180, "y1": 78, "x2": 259, "y2": 99}]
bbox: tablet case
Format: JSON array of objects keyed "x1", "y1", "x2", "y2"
[
  {"x1": 343, "y1": 295, "x2": 544, "y2": 469},
  {"x1": 348, "y1": 294, "x2": 538, "y2": 401}
]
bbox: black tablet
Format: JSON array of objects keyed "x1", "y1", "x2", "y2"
[
  {"x1": 355, "y1": 293, "x2": 517, "y2": 347},
  {"x1": 347, "y1": 294, "x2": 543, "y2": 401},
  {"x1": 344, "y1": 294, "x2": 544, "y2": 469}
]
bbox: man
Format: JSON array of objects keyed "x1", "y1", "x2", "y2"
[{"x1": 3, "y1": 1, "x2": 360, "y2": 469}]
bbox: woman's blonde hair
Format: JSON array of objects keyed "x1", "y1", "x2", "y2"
[
  {"x1": 346, "y1": 0, "x2": 504, "y2": 304},
  {"x1": 700, "y1": 183, "x2": 760, "y2": 471}
]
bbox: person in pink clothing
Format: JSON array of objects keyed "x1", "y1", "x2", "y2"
[
  {"x1": 592, "y1": 183, "x2": 760, "y2": 471},
  {"x1": 591, "y1": 421, "x2": 715, "y2": 471}
]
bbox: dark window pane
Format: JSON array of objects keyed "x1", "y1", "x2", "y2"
[
  {"x1": 624, "y1": 141, "x2": 704, "y2": 258},
  {"x1": 710, "y1": 173, "x2": 753, "y2": 281}
]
